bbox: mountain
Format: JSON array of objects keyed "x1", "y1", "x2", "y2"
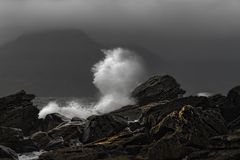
[
  {"x1": 0, "y1": 29, "x2": 103, "y2": 97},
  {"x1": 0, "y1": 29, "x2": 162, "y2": 97}
]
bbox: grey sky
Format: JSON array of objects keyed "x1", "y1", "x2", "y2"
[
  {"x1": 1, "y1": 0, "x2": 240, "y2": 95},
  {"x1": 1, "y1": 0, "x2": 240, "y2": 44}
]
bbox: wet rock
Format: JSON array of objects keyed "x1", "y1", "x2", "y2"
[
  {"x1": 227, "y1": 86, "x2": 240, "y2": 106},
  {"x1": 0, "y1": 91, "x2": 39, "y2": 135},
  {"x1": 71, "y1": 117, "x2": 85, "y2": 122},
  {"x1": 185, "y1": 130, "x2": 240, "y2": 160},
  {"x1": 228, "y1": 115, "x2": 240, "y2": 131},
  {"x1": 0, "y1": 145, "x2": 18, "y2": 160},
  {"x1": 39, "y1": 129, "x2": 149, "y2": 160},
  {"x1": 132, "y1": 75, "x2": 185, "y2": 105},
  {"x1": 39, "y1": 146, "x2": 108, "y2": 160},
  {"x1": 36, "y1": 113, "x2": 64, "y2": 132},
  {"x1": 219, "y1": 86, "x2": 240, "y2": 123},
  {"x1": 140, "y1": 96, "x2": 213, "y2": 131},
  {"x1": 31, "y1": 131, "x2": 50, "y2": 149},
  {"x1": 45, "y1": 137, "x2": 64, "y2": 151},
  {"x1": 148, "y1": 105, "x2": 227, "y2": 160},
  {"x1": 48, "y1": 121, "x2": 84, "y2": 145},
  {"x1": 0, "y1": 126, "x2": 38, "y2": 153},
  {"x1": 0, "y1": 91, "x2": 64, "y2": 136},
  {"x1": 110, "y1": 104, "x2": 142, "y2": 121},
  {"x1": 82, "y1": 114, "x2": 128, "y2": 143}
]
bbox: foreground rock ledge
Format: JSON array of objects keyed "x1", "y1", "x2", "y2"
[{"x1": 1, "y1": 75, "x2": 240, "y2": 160}]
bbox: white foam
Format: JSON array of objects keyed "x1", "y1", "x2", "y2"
[{"x1": 38, "y1": 48, "x2": 145, "y2": 119}]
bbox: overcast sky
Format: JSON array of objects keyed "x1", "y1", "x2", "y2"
[
  {"x1": 1, "y1": 0, "x2": 240, "y2": 44},
  {"x1": 1, "y1": 0, "x2": 240, "y2": 95}
]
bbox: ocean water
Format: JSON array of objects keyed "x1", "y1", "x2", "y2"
[{"x1": 33, "y1": 97, "x2": 95, "y2": 110}]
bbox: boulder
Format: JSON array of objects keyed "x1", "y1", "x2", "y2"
[
  {"x1": 185, "y1": 129, "x2": 240, "y2": 160},
  {"x1": 0, "y1": 91, "x2": 39, "y2": 135},
  {"x1": 131, "y1": 75, "x2": 185, "y2": 105},
  {"x1": 0, "y1": 91, "x2": 64, "y2": 135},
  {"x1": 31, "y1": 131, "x2": 50, "y2": 149},
  {"x1": 39, "y1": 129, "x2": 149, "y2": 160},
  {"x1": 219, "y1": 86, "x2": 240, "y2": 123},
  {"x1": 148, "y1": 105, "x2": 227, "y2": 160},
  {"x1": 82, "y1": 114, "x2": 128, "y2": 143},
  {"x1": 0, "y1": 145, "x2": 18, "y2": 160},
  {"x1": 36, "y1": 113, "x2": 64, "y2": 133},
  {"x1": 227, "y1": 86, "x2": 240, "y2": 106},
  {"x1": 48, "y1": 121, "x2": 84, "y2": 145},
  {"x1": 0, "y1": 126, "x2": 38, "y2": 153},
  {"x1": 140, "y1": 96, "x2": 214, "y2": 131},
  {"x1": 45, "y1": 137, "x2": 65, "y2": 151},
  {"x1": 39, "y1": 146, "x2": 108, "y2": 160}
]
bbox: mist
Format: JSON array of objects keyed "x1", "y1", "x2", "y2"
[
  {"x1": 1, "y1": 0, "x2": 240, "y2": 44},
  {"x1": 38, "y1": 48, "x2": 145, "y2": 119}
]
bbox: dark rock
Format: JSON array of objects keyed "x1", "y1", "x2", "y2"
[
  {"x1": 0, "y1": 91, "x2": 40, "y2": 135},
  {"x1": 110, "y1": 104, "x2": 142, "y2": 121},
  {"x1": 0, "y1": 126, "x2": 38, "y2": 153},
  {"x1": 185, "y1": 149, "x2": 240, "y2": 160},
  {"x1": 228, "y1": 115, "x2": 240, "y2": 131},
  {"x1": 82, "y1": 114, "x2": 128, "y2": 143},
  {"x1": 128, "y1": 121, "x2": 142, "y2": 132},
  {"x1": 31, "y1": 131, "x2": 50, "y2": 149},
  {"x1": 219, "y1": 86, "x2": 240, "y2": 123},
  {"x1": 39, "y1": 146, "x2": 108, "y2": 160},
  {"x1": 140, "y1": 96, "x2": 214, "y2": 131},
  {"x1": 227, "y1": 86, "x2": 240, "y2": 106},
  {"x1": 0, "y1": 91, "x2": 63, "y2": 136},
  {"x1": 39, "y1": 128, "x2": 149, "y2": 160},
  {"x1": 44, "y1": 137, "x2": 64, "y2": 151},
  {"x1": 36, "y1": 113, "x2": 64, "y2": 132},
  {"x1": 148, "y1": 105, "x2": 227, "y2": 160},
  {"x1": 185, "y1": 129, "x2": 240, "y2": 160},
  {"x1": 45, "y1": 137, "x2": 65, "y2": 151},
  {"x1": 71, "y1": 117, "x2": 85, "y2": 122},
  {"x1": 0, "y1": 145, "x2": 18, "y2": 160},
  {"x1": 131, "y1": 75, "x2": 185, "y2": 105},
  {"x1": 48, "y1": 121, "x2": 84, "y2": 145}
]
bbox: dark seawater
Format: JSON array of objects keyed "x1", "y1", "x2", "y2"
[{"x1": 33, "y1": 97, "x2": 96, "y2": 110}]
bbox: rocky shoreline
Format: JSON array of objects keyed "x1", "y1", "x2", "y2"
[{"x1": 1, "y1": 75, "x2": 240, "y2": 160}]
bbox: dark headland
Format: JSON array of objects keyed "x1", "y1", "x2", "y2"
[{"x1": 1, "y1": 75, "x2": 240, "y2": 160}]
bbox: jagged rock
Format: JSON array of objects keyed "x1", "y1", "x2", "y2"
[
  {"x1": 185, "y1": 130, "x2": 240, "y2": 160},
  {"x1": 39, "y1": 146, "x2": 108, "y2": 160},
  {"x1": 140, "y1": 96, "x2": 214, "y2": 131},
  {"x1": 110, "y1": 104, "x2": 142, "y2": 121},
  {"x1": 227, "y1": 86, "x2": 240, "y2": 106},
  {"x1": 0, "y1": 126, "x2": 38, "y2": 153},
  {"x1": 0, "y1": 90, "x2": 40, "y2": 135},
  {"x1": 39, "y1": 129, "x2": 149, "y2": 160},
  {"x1": 148, "y1": 105, "x2": 227, "y2": 160},
  {"x1": 31, "y1": 131, "x2": 50, "y2": 149},
  {"x1": 48, "y1": 121, "x2": 84, "y2": 145},
  {"x1": 36, "y1": 113, "x2": 64, "y2": 133},
  {"x1": 45, "y1": 137, "x2": 65, "y2": 151},
  {"x1": 219, "y1": 86, "x2": 240, "y2": 123},
  {"x1": 82, "y1": 114, "x2": 128, "y2": 143},
  {"x1": 71, "y1": 117, "x2": 85, "y2": 122},
  {"x1": 131, "y1": 75, "x2": 185, "y2": 105},
  {"x1": 228, "y1": 115, "x2": 240, "y2": 131},
  {"x1": 0, "y1": 145, "x2": 18, "y2": 160},
  {"x1": 0, "y1": 91, "x2": 63, "y2": 135}
]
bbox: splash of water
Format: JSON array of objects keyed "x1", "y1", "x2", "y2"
[{"x1": 38, "y1": 48, "x2": 145, "y2": 119}]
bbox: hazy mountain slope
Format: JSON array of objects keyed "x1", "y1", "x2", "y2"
[
  {"x1": 0, "y1": 29, "x2": 162, "y2": 97},
  {"x1": 0, "y1": 29, "x2": 104, "y2": 97}
]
